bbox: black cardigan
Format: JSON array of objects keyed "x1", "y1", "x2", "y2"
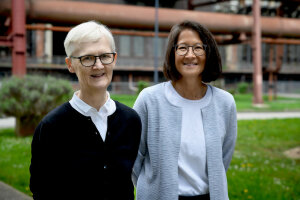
[{"x1": 30, "y1": 101, "x2": 141, "y2": 200}]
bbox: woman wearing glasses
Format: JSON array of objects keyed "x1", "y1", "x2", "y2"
[
  {"x1": 132, "y1": 20, "x2": 237, "y2": 200},
  {"x1": 30, "y1": 21, "x2": 141, "y2": 200}
]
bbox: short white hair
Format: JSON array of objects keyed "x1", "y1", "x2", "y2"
[{"x1": 64, "y1": 21, "x2": 116, "y2": 57}]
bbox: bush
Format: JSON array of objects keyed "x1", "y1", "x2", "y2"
[
  {"x1": 137, "y1": 81, "x2": 150, "y2": 94},
  {"x1": 0, "y1": 75, "x2": 73, "y2": 136},
  {"x1": 237, "y1": 82, "x2": 249, "y2": 94}
]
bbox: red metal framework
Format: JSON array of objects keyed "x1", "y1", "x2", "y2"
[{"x1": 11, "y1": 0, "x2": 26, "y2": 77}]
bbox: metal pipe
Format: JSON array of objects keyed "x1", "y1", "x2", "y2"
[
  {"x1": 1, "y1": 0, "x2": 300, "y2": 38},
  {"x1": 12, "y1": 0, "x2": 26, "y2": 77},
  {"x1": 154, "y1": 0, "x2": 159, "y2": 84},
  {"x1": 25, "y1": 24, "x2": 300, "y2": 45},
  {"x1": 252, "y1": 0, "x2": 263, "y2": 105}
]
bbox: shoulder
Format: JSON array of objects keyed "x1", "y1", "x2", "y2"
[
  {"x1": 114, "y1": 100, "x2": 141, "y2": 121},
  {"x1": 135, "y1": 82, "x2": 166, "y2": 103},
  {"x1": 210, "y1": 85, "x2": 235, "y2": 105},
  {"x1": 140, "y1": 82, "x2": 165, "y2": 96},
  {"x1": 41, "y1": 102, "x2": 74, "y2": 125},
  {"x1": 34, "y1": 102, "x2": 73, "y2": 140}
]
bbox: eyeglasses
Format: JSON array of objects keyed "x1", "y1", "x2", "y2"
[
  {"x1": 175, "y1": 43, "x2": 207, "y2": 56},
  {"x1": 71, "y1": 53, "x2": 116, "y2": 67}
]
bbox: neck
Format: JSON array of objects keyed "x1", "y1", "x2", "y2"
[
  {"x1": 172, "y1": 78, "x2": 207, "y2": 100},
  {"x1": 77, "y1": 89, "x2": 107, "y2": 111}
]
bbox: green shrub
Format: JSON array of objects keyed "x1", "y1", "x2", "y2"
[
  {"x1": 227, "y1": 89, "x2": 236, "y2": 95},
  {"x1": 137, "y1": 81, "x2": 150, "y2": 94},
  {"x1": 0, "y1": 75, "x2": 73, "y2": 136},
  {"x1": 237, "y1": 82, "x2": 249, "y2": 94}
]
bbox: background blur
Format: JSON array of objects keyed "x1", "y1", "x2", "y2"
[{"x1": 0, "y1": 0, "x2": 299, "y2": 95}]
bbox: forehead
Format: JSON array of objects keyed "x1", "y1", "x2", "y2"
[
  {"x1": 177, "y1": 29, "x2": 202, "y2": 44},
  {"x1": 73, "y1": 36, "x2": 111, "y2": 56}
]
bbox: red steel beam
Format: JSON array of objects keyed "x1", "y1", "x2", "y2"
[
  {"x1": 11, "y1": 0, "x2": 26, "y2": 77},
  {"x1": 252, "y1": 0, "x2": 263, "y2": 105},
  {"x1": 1, "y1": 0, "x2": 300, "y2": 38}
]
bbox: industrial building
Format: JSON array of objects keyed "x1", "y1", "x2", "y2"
[{"x1": 0, "y1": 0, "x2": 300, "y2": 95}]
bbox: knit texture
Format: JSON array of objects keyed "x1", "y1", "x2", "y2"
[
  {"x1": 30, "y1": 101, "x2": 141, "y2": 200},
  {"x1": 132, "y1": 82, "x2": 237, "y2": 200}
]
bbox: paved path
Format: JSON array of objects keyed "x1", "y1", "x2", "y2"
[
  {"x1": 0, "y1": 181, "x2": 32, "y2": 200},
  {"x1": 0, "y1": 111, "x2": 300, "y2": 199},
  {"x1": 0, "y1": 117, "x2": 15, "y2": 129},
  {"x1": 237, "y1": 111, "x2": 300, "y2": 120}
]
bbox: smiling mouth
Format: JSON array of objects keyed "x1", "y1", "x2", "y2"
[
  {"x1": 91, "y1": 73, "x2": 105, "y2": 78},
  {"x1": 183, "y1": 63, "x2": 198, "y2": 66}
]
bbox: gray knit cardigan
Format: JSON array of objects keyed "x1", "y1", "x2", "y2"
[{"x1": 132, "y1": 82, "x2": 237, "y2": 200}]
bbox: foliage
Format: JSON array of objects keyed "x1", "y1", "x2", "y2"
[
  {"x1": 136, "y1": 81, "x2": 149, "y2": 95},
  {"x1": 0, "y1": 75, "x2": 73, "y2": 136},
  {"x1": 237, "y1": 82, "x2": 250, "y2": 94},
  {"x1": 0, "y1": 75, "x2": 73, "y2": 119}
]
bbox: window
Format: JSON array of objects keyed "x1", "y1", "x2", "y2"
[
  {"x1": 133, "y1": 36, "x2": 144, "y2": 57},
  {"x1": 119, "y1": 35, "x2": 131, "y2": 57}
]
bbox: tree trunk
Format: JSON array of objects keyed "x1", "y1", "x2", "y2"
[{"x1": 15, "y1": 116, "x2": 40, "y2": 137}]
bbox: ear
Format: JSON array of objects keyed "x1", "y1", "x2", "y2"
[
  {"x1": 65, "y1": 57, "x2": 75, "y2": 73},
  {"x1": 113, "y1": 53, "x2": 118, "y2": 65}
]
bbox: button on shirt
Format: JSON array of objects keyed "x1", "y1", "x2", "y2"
[{"x1": 69, "y1": 91, "x2": 116, "y2": 141}]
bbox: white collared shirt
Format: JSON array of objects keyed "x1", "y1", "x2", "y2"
[{"x1": 69, "y1": 91, "x2": 116, "y2": 141}]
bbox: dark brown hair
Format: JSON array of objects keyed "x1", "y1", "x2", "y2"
[{"x1": 163, "y1": 20, "x2": 222, "y2": 83}]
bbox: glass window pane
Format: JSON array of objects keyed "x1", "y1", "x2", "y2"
[
  {"x1": 133, "y1": 36, "x2": 144, "y2": 57},
  {"x1": 153, "y1": 37, "x2": 163, "y2": 58},
  {"x1": 119, "y1": 35, "x2": 131, "y2": 57}
]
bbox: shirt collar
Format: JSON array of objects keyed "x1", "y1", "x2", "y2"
[{"x1": 70, "y1": 91, "x2": 116, "y2": 116}]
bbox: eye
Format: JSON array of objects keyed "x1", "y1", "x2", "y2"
[
  {"x1": 81, "y1": 55, "x2": 95, "y2": 62},
  {"x1": 177, "y1": 45, "x2": 187, "y2": 51},
  {"x1": 194, "y1": 45, "x2": 204, "y2": 50},
  {"x1": 101, "y1": 54, "x2": 112, "y2": 59}
]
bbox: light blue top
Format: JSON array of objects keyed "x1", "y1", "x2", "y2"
[{"x1": 132, "y1": 82, "x2": 237, "y2": 200}]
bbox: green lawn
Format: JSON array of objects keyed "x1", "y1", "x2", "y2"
[
  {"x1": 0, "y1": 128, "x2": 32, "y2": 195},
  {"x1": 0, "y1": 93, "x2": 300, "y2": 198},
  {"x1": 234, "y1": 94, "x2": 300, "y2": 112},
  {"x1": 0, "y1": 118, "x2": 299, "y2": 199},
  {"x1": 227, "y1": 119, "x2": 300, "y2": 200}
]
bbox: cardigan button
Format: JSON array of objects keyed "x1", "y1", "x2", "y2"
[{"x1": 104, "y1": 165, "x2": 107, "y2": 169}]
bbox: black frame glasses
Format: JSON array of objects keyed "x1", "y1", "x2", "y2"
[
  {"x1": 175, "y1": 43, "x2": 207, "y2": 56},
  {"x1": 71, "y1": 52, "x2": 116, "y2": 67}
]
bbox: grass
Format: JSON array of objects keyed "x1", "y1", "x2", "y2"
[
  {"x1": 111, "y1": 94, "x2": 138, "y2": 108},
  {"x1": 0, "y1": 93, "x2": 300, "y2": 198},
  {"x1": 234, "y1": 94, "x2": 300, "y2": 112},
  {"x1": 0, "y1": 119, "x2": 299, "y2": 199},
  {"x1": 0, "y1": 128, "x2": 32, "y2": 196},
  {"x1": 227, "y1": 118, "x2": 300, "y2": 200}
]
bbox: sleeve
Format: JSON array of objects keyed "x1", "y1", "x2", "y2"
[
  {"x1": 29, "y1": 121, "x2": 47, "y2": 200},
  {"x1": 131, "y1": 90, "x2": 148, "y2": 186},
  {"x1": 222, "y1": 99, "x2": 238, "y2": 172}
]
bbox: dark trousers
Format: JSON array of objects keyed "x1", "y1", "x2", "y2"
[{"x1": 179, "y1": 193, "x2": 210, "y2": 200}]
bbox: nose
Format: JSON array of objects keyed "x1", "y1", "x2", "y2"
[
  {"x1": 185, "y1": 46, "x2": 195, "y2": 57},
  {"x1": 93, "y1": 57, "x2": 104, "y2": 69}
]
